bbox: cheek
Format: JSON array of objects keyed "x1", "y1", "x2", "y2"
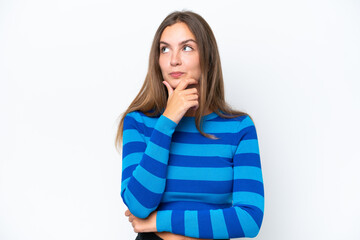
[
  {"x1": 189, "y1": 58, "x2": 201, "y2": 78},
  {"x1": 159, "y1": 57, "x2": 167, "y2": 74}
]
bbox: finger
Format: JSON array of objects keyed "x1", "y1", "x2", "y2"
[
  {"x1": 125, "y1": 209, "x2": 130, "y2": 216},
  {"x1": 186, "y1": 94, "x2": 198, "y2": 101},
  {"x1": 186, "y1": 83, "x2": 198, "y2": 90},
  {"x1": 182, "y1": 87, "x2": 198, "y2": 95},
  {"x1": 188, "y1": 100, "x2": 199, "y2": 109},
  {"x1": 176, "y1": 78, "x2": 198, "y2": 91},
  {"x1": 162, "y1": 81, "x2": 173, "y2": 96},
  {"x1": 132, "y1": 222, "x2": 138, "y2": 233}
]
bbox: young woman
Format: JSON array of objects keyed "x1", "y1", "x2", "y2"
[{"x1": 115, "y1": 10, "x2": 264, "y2": 240}]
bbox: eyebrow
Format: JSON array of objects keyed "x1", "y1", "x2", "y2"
[{"x1": 159, "y1": 39, "x2": 197, "y2": 46}]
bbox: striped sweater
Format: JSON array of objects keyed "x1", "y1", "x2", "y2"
[{"x1": 121, "y1": 110, "x2": 264, "y2": 239}]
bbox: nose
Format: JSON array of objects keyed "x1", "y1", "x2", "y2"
[{"x1": 170, "y1": 51, "x2": 181, "y2": 66}]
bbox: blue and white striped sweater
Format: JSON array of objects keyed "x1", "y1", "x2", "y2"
[{"x1": 121, "y1": 110, "x2": 264, "y2": 239}]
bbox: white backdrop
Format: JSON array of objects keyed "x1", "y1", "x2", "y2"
[{"x1": 1, "y1": 0, "x2": 359, "y2": 239}]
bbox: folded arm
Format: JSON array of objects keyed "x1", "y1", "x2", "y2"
[{"x1": 121, "y1": 112, "x2": 177, "y2": 218}]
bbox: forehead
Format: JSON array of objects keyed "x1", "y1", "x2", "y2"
[{"x1": 160, "y1": 22, "x2": 196, "y2": 42}]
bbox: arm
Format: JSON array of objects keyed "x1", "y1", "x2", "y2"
[
  {"x1": 121, "y1": 111, "x2": 177, "y2": 218},
  {"x1": 156, "y1": 116, "x2": 264, "y2": 239}
]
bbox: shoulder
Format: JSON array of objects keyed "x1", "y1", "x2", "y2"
[
  {"x1": 235, "y1": 114, "x2": 258, "y2": 140},
  {"x1": 238, "y1": 114, "x2": 256, "y2": 130},
  {"x1": 215, "y1": 110, "x2": 253, "y2": 125},
  {"x1": 125, "y1": 110, "x2": 158, "y2": 121},
  {"x1": 215, "y1": 111, "x2": 256, "y2": 133},
  {"x1": 123, "y1": 111, "x2": 146, "y2": 129},
  {"x1": 124, "y1": 111, "x2": 140, "y2": 123},
  {"x1": 124, "y1": 110, "x2": 161, "y2": 129}
]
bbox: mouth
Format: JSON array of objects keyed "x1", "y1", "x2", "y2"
[{"x1": 169, "y1": 72, "x2": 184, "y2": 78}]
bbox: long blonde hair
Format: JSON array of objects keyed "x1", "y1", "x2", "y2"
[{"x1": 115, "y1": 10, "x2": 248, "y2": 153}]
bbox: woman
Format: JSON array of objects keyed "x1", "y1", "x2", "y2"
[{"x1": 115, "y1": 10, "x2": 264, "y2": 240}]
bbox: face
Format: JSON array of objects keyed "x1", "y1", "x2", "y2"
[{"x1": 159, "y1": 22, "x2": 201, "y2": 90}]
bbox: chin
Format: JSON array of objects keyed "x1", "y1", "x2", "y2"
[{"x1": 167, "y1": 79, "x2": 181, "y2": 89}]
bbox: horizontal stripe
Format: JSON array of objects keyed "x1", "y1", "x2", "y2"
[
  {"x1": 128, "y1": 111, "x2": 157, "y2": 130},
  {"x1": 234, "y1": 153, "x2": 261, "y2": 167},
  {"x1": 240, "y1": 116, "x2": 255, "y2": 130},
  {"x1": 123, "y1": 113, "x2": 144, "y2": 131},
  {"x1": 150, "y1": 129, "x2": 173, "y2": 149},
  {"x1": 154, "y1": 115, "x2": 178, "y2": 136},
  {"x1": 121, "y1": 178, "x2": 130, "y2": 193},
  {"x1": 122, "y1": 129, "x2": 145, "y2": 145},
  {"x1": 166, "y1": 179, "x2": 233, "y2": 193},
  {"x1": 126, "y1": 112, "x2": 177, "y2": 137},
  {"x1": 170, "y1": 142, "x2": 235, "y2": 158},
  {"x1": 125, "y1": 119, "x2": 152, "y2": 139},
  {"x1": 169, "y1": 154, "x2": 233, "y2": 167},
  {"x1": 235, "y1": 139, "x2": 259, "y2": 154},
  {"x1": 132, "y1": 165, "x2": 166, "y2": 194},
  {"x1": 121, "y1": 164, "x2": 137, "y2": 181},
  {"x1": 121, "y1": 187, "x2": 154, "y2": 218},
  {"x1": 158, "y1": 201, "x2": 231, "y2": 211},
  {"x1": 180, "y1": 111, "x2": 218, "y2": 121},
  {"x1": 240, "y1": 126, "x2": 258, "y2": 140},
  {"x1": 172, "y1": 132, "x2": 236, "y2": 145},
  {"x1": 162, "y1": 192, "x2": 232, "y2": 204},
  {"x1": 234, "y1": 179, "x2": 264, "y2": 196},
  {"x1": 234, "y1": 166, "x2": 263, "y2": 182},
  {"x1": 122, "y1": 141, "x2": 146, "y2": 159},
  {"x1": 176, "y1": 121, "x2": 241, "y2": 133},
  {"x1": 233, "y1": 192, "x2": 264, "y2": 212},
  {"x1": 122, "y1": 152, "x2": 143, "y2": 169},
  {"x1": 167, "y1": 166, "x2": 233, "y2": 181},
  {"x1": 140, "y1": 154, "x2": 167, "y2": 178},
  {"x1": 127, "y1": 177, "x2": 162, "y2": 209},
  {"x1": 144, "y1": 141, "x2": 169, "y2": 164},
  {"x1": 208, "y1": 114, "x2": 247, "y2": 122}
]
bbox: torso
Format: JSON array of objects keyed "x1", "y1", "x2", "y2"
[{"x1": 130, "y1": 109, "x2": 247, "y2": 240}]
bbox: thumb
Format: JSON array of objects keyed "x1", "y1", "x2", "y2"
[{"x1": 162, "y1": 81, "x2": 173, "y2": 96}]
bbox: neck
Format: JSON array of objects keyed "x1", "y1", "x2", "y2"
[{"x1": 184, "y1": 108, "x2": 212, "y2": 117}]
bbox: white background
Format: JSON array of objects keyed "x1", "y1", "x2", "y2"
[{"x1": 1, "y1": 0, "x2": 359, "y2": 239}]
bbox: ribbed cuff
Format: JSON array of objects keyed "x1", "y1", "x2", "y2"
[{"x1": 154, "y1": 115, "x2": 178, "y2": 137}]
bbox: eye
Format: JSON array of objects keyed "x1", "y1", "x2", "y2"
[
  {"x1": 183, "y1": 45, "x2": 193, "y2": 51},
  {"x1": 161, "y1": 46, "x2": 169, "y2": 53}
]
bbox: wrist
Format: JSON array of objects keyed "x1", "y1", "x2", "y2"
[
  {"x1": 156, "y1": 210, "x2": 172, "y2": 233},
  {"x1": 162, "y1": 111, "x2": 179, "y2": 125}
]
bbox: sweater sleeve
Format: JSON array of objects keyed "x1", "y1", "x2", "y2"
[
  {"x1": 121, "y1": 112, "x2": 178, "y2": 218},
  {"x1": 156, "y1": 116, "x2": 264, "y2": 239}
]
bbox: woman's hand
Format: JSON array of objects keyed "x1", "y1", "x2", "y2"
[
  {"x1": 162, "y1": 78, "x2": 199, "y2": 124},
  {"x1": 125, "y1": 209, "x2": 157, "y2": 233}
]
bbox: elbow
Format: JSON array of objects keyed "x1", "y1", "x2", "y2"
[
  {"x1": 236, "y1": 204, "x2": 264, "y2": 238},
  {"x1": 245, "y1": 209, "x2": 264, "y2": 238},
  {"x1": 128, "y1": 206, "x2": 152, "y2": 219},
  {"x1": 245, "y1": 225, "x2": 261, "y2": 238}
]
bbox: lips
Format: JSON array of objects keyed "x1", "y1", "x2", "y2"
[{"x1": 170, "y1": 72, "x2": 184, "y2": 78}]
